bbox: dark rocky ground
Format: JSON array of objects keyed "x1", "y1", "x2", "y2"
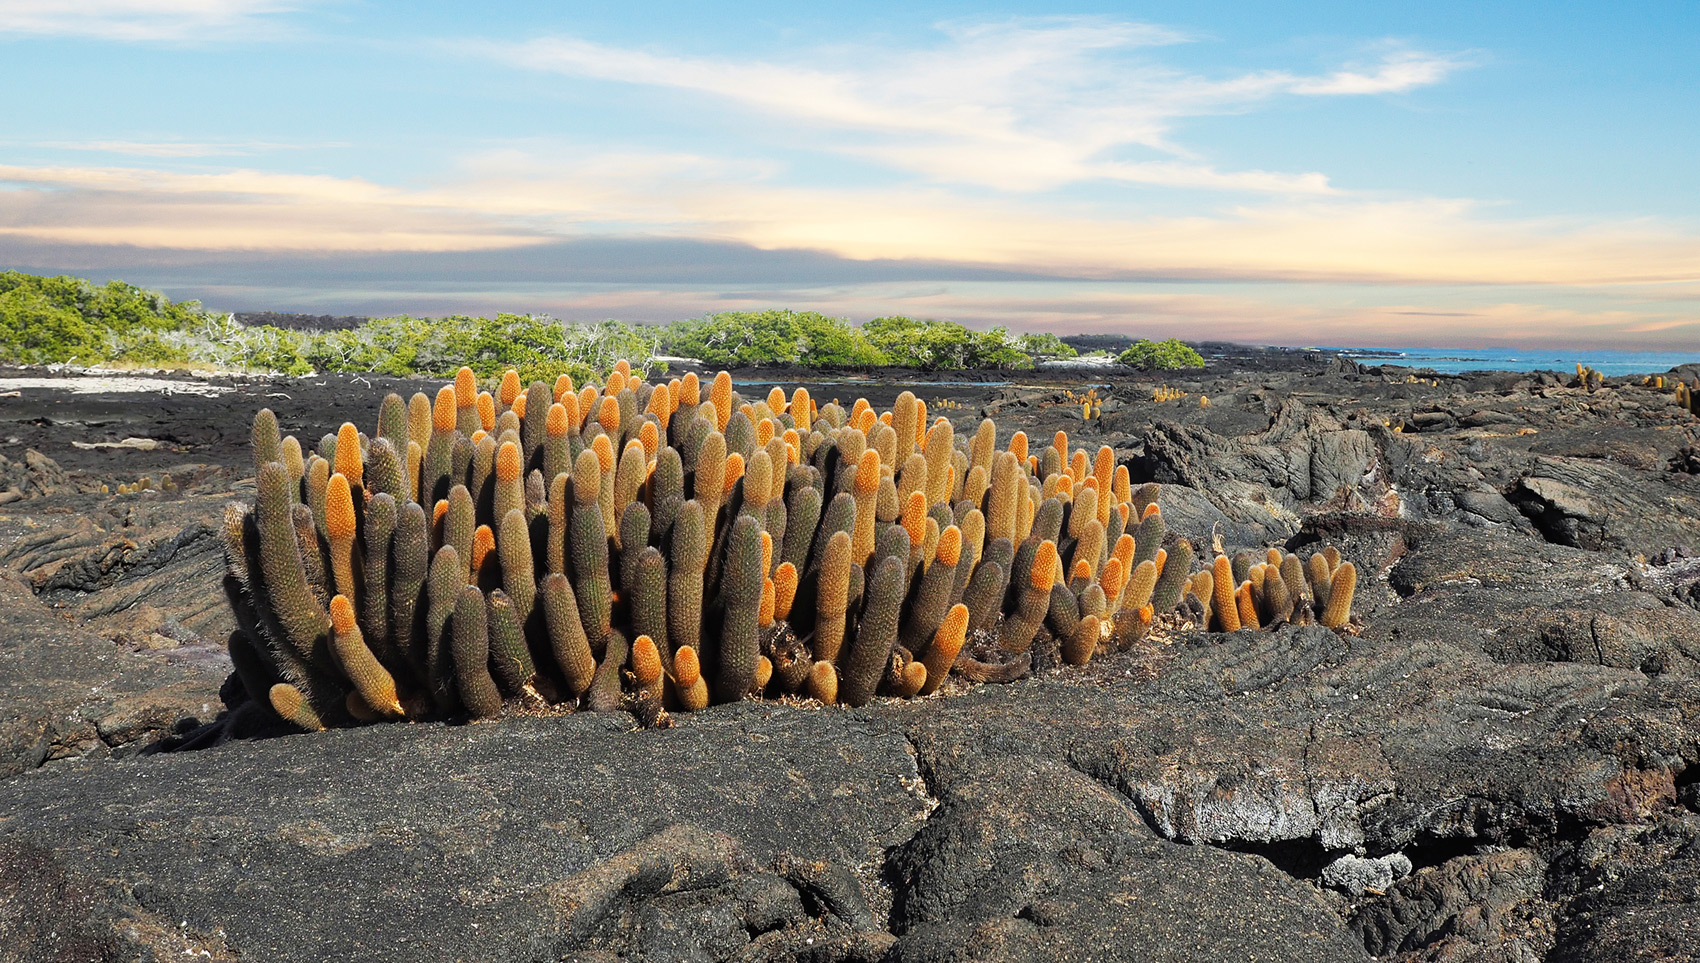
[{"x1": 2, "y1": 350, "x2": 1699, "y2": 962}]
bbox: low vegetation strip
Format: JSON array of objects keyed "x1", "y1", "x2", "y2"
[{"x1": 0, "y1": 271, "x2": 1204, "y2": 377}]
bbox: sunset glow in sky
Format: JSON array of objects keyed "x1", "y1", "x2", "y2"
[{"x1": 2, "y1": 1, "x2": 1696, "y2": 347}]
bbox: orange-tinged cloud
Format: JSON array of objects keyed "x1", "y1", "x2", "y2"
[{"x1": 4, "y1": 160, "x2": 1700, "y2": 287}]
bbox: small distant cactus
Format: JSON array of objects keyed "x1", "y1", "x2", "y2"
[{"x1": 220, "y1": 363, "x2": 1367, "y2": 733}]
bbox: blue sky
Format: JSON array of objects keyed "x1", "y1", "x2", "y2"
[{"x1": 1, "y1": 1, "x2": 1696, "y2": 348}]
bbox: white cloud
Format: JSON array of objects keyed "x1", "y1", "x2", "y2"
[
  {"x1": 1288, "y1": 51, "x2": 1471, "y2": 95},
  {"x1": 0, "y1": 0, "x2": 300, "y2": 41},
  {"x1": 482, "y1": 18, "x2": 1465, "y2": 193},
  {"x1": 32, "y1": 139, "x2": 331, "y2": 157}
]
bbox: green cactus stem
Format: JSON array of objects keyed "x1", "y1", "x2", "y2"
[
  {"x1": 452, "y1": 585, "x2": 502, "y2": 719},
  {"x1": 841, "y1": 555, "x2": 904, "y2": 708}
]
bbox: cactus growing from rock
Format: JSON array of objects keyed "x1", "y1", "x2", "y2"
[{"x1": 221, "y1": 362, "x2": 1367, "y2": 734}]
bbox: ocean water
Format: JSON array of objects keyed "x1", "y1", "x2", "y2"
[{"x1": 1330, "y1": 346, "x2": 1700, "y2": 377}]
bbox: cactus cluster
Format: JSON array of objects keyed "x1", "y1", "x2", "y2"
[
  {"x1": 1573, "y1": 363, "x2": 1606, "y2": 392},
  {"x1": 1180, "y1": 546, "x2": 1357, "y2": 633},
  {"x1": 1061, "y1": 387, "x2": 1103, "y2": 420},
  {"x1": 221, "y1": 362, "x2": 1361, "y2": 731},
  {"x1": 1152, "y1": 386, "x2": 1187, "y2": 403},
  {"x1": 1676, "y1": 379, "x2": 1698, "y2": 415}
]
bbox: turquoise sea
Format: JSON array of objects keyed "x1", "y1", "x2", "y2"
[{"x1": 1326, "y1": 346, "x2": 1700, "y2": 377}]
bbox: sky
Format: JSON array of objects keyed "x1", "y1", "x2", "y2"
[{"x1": 1, "y1": 1, "x2": 1697, "y2": 349}]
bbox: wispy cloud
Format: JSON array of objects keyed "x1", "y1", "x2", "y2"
[
  {"x1": 1287, "y1": 50, "x2": 1472, "y2": 95},
  {"x1": 0, "y1": 164, "x2": 538, "y2": 251},
  {"x1": 0, "y1": 0, "x2": 302, "y2": 42},
  {"x1": 32, "y1": 139, "x2": 335, "y2": 157},
  {"x1": 480, "y1": 18, "x2": 1466, "y2": 193}
]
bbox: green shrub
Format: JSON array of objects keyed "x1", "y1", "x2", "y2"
[
  {"x1": 0, "y1": 272, "x2": 213, "y2": 365},
  {"x1": 664, "y1": 310, "x2": 882, "y2": 368},
  {"x1": 0, "y1": 270, "x2": 1120, "y2": 376},
  {"x1": 1117, "y1": 339, "x2": 1205, "y2": 370}
]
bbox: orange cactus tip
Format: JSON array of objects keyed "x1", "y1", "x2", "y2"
[
  {"x1": 1155, "y1": 548, "x2": 1167, "y2": 575},
  {"x1": 477, "y1": 392, "x2": 496, "y2": 431},
  {"x1": 710, "y1": 369, "x2": 732, "y2": 401},
  {"x1": 1101, "y1": 556, "x2": 1126, "y2": 596},
  {"x1": 631, "y1": 636, "x2": 661, "y2": 684},
  {"x1": 546, "y1": 402, "x2": 570, "y2": 437},
  {"x1": 613, "y1": 358, "x2": 631, "y2": 378},
  {"x1": 639, "y1": 421, "x2": 659, "y2": 457},
  {"x1": 680, "y1": 372, "x2": 700, "y2": 408},
  {"x1": 329, "y1": 594, "x2": 357, "y2": 632},
  {"x1": 499, "y1": 370, "x2": 522, "y2": 405},
  {"x1": 854, "y1": 449, "x2": 882, "y2": 494},
  {"x1": 646, "y1": 383, "x2": 671, "y2": 424},
  {"x1": 1143, "y1": 503, "x2": 1162, "y2": 520},
  {"x1": 1028, "y1": 455, "x2": 1039, "y2": 474},
  {"x1": 552, "y1": 373, "x2": 574, "y2": 403},
  {"x1": 1053, "y1": 430, "x2": 1068, "y2": 451},
  {"x1": 471, "y1": 430, "x2": 488, "y2": 444},
  {"x1": 723, "y1": 452, "x2": 745, "y2": 497},
  {"x1": 937, "y1": 525, "x2": 962, "y2": 567},
  {"x1": 573, "y1": 450, "x2": 601, "y2": 500},
  {"x1": 879, "y1": 411, "x2": 893, "y2": 426},
  {"x1": 1072, "y1": 559, "x2": 1092, "y2": 582},
  {"x1": 325, "y1": 473, "x2": 356, "y2": 539},
  {"x1": 1082, "y1": 476, "x2": 1099, "y2": 493},
  {"x1": 577, "y1": 385, "x2": 599, "y2": 421},
  {"x1": 1137, "y1": 604, "x2": 1154, "y2": 626},
  {"x1": 496, "y1": 441, "x2": 522, "y2": 482},
  {"x1": 760, "y1": 530, "x2": 773, "y2": 575},
  {"x1": 334, "y1": 422, "x2": 362, "y2": 484},
  {"x1": 432, "y1": 499, "x2": 450, "y2": 527},
  {"x1": 674, "y1": 644, "x2": 702, "y2": 686},
  {"x1": 766, "y1": 386, "x2": 787, "y2": 412},
  {"x1": 592, "y1": 434, "x2": 615, "y2": 473},
  {"x1": 1114, "y1": 531, "x2": 1135, "y2": 561},
  {"x1": 855, "y1": 408, "x2": 876, "y2": 433},
  {"x1": 1030, "y1": 541, "x2": 1059, "y2": 591},
  {"x1": 511, "y1": 393, "x2": 528, "y2": 420},
  {"x1": 904, "y1": 488, "x2": 927, "y2": 524},
  {"x1": 454, "y1": 367, "x2": 476, "y2": 407},
  {"x1": 809, "y1": 661, "x2": 838, "y2": 702},
  {"x1": 756, "y1": 418, "x2": 774, "y2": 447},
  {"x1": 783, "y1": 429, "x2": 800, "y2": 463},
  {"x1": 759, "y1": 577, "x2": 776, "y2": 626},
  {"x1": 939, "y1": 602, "x2": 969, "y2": 640},
  {"x1": 1010, "y1": 431, "x2": 1028, "y2": 463},
  {"x1": 470, "y1": 525, "x2": 496, "y2": 571},
  {"x1": 433, "y1": 385, "x2": 457, "y2": 432},
  {"x1": 597, "y1": 396, "x2": 620, "y2": 433},
  {"x1": 606, "y1": 370, "x2": 627, "y2": 396}
]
